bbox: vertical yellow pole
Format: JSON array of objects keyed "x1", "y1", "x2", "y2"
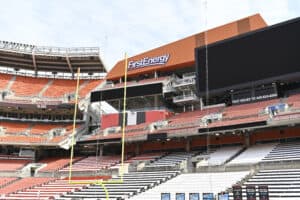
[
  {"x1": 120, "y1": 53, "x2": 128, "y2": 182},
  {"x1": 68, "y1": 67, "x2": 81, "y2": 183}
]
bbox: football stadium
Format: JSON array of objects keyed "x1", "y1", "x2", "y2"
[{"x1": 0, "y1": 8, "x2": 300, "y2": 200}]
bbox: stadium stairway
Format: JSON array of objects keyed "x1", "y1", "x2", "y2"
[
  {"x1": 57, "y1": 170, "x2": 180, "y2": 200},
  {"x1": 38, "y1": 79, "x2": 53, "y2": 97},
  {"x1": 4, "y1": 75, "x2": 16, "y2": 92}
]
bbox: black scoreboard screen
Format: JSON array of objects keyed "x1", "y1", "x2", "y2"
[{"x1": 195, "y1": 17, "x2": 300, "y2": 96}]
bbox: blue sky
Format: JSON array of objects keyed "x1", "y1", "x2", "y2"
[{"x1": 0, "y1": 0, "x2": 299, "y2": 71}]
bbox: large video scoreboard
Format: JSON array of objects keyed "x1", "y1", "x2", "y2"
[{"x1": 195, "y1": 17, "x2": 300, "y2": 97}]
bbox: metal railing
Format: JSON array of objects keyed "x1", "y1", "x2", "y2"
[
  {"x1": 0, "y1": 40, "x2": 100, "y2": 57},
  {"x1": 173, "y1": 93, "x2": 198, "y2": 101},
  {"x1": 0, "y1": 67, "x2": 106, "y2": 79}
]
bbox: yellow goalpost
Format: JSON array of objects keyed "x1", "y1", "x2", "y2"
[{"x1": 68, "y1": 53, "x2": 129, "y2": 200}]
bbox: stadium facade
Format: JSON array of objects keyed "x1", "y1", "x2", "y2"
[{"x1": 0, "y1": 13, "x2": 299, "y2": 199}]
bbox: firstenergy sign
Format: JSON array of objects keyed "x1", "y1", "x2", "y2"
[{"x1": 128, "y1": 54, "x2": 170, "y2": 70}]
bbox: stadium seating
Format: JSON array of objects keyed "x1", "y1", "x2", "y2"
[
  {"x1": 78, "y1": 79, "x2": 103, "y2": 98},
  {"x1": 205, "y1": 115, "x2": 268, "y2": 128},
  {"x1": 0, "y1": 122, "x2": 78, "y2": 145},
  {"x1": 230, "y1": 168, "x2": 300, "y2": 200},
  {"x1": 227, "y1": 143, "x2": 277, "y2": 165},
  {"x1": 0, "y1": 177, "x2": 53, "y2": 195},
  {"x1": 262, "y1": 141, "x2": 300, "y2": 162},
  {"x1": 159, "y1": 107, "x2": 222, "y2": 131},
  {"x1": 198, "y1": 145, "x2": 243, "y2": 166},
  {"x1": 39, "y1": 157, "x2": 82, "y2": 172},
  {"x1": 0, "y1": 159, "x2": 30, "y2": 171},
  {"x1": 30, "y1": 124, "x2": 63, "y2": 135},
  {"x1": 0, "y1": 177, "x2": 18, "y2": 188},
  {"x1": 0, "y1": 72, "x2": 103, "y2": 99},
  {"x1": 144, "y1": 152, "x2": 195, "y2": 169},
  {"x1": 0, "y1": 73, "x2": 12, "y2": 91},
  {"x1": 125, "y1": 152, "x2": 165, "y2": 163},
  {"x1": 59, "y1": 170, "x2": 180, "y2": 200},
  {"x1": 0, "y1": 121, "x2": 30, "y2": 134},
  {"x1": 0, "y1": 135, "x2": 46, "y2": 144},
  {"x1": 1, "y1": 179, "x2": 87, "y2": 200},
  {"x1": 60, "y1": 155, "x2": 120, "y2": 172},
  {"x1": 43, "y1": 79, "x2": 84, "y2": 98},
  {"x1": 130, "y1": 171, "x2": 249, "y2": 200},
  {"x1": 288, "y1": 93, "x2": 300, "y2": 110},
  {"x1": 223, "y1": 99, "x2": 279, "y2": 119},
  {"x1": 10, "y1": 76, "x2": 49, "y2": 96}
]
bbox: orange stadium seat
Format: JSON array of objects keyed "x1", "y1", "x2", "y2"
[
  {"x1": 10, "y1": 76, "x2": 49, "y2": 96},
  {"x1": 0, "y1": 178, "x2": 18, "y2": 188},
  {"x1": 0, "y1": 73, "x2": 12, "y2": 90},
  {"x1": 0, "y1": 135, "x2": 46, "y2": 144},
  {"x1": 30, "y1": 124, "x2": 62, "y2": 135},
  {"x1": 43, "y1": 79, "x2": 84, "y2": 98},
  {"x1": 3, "y1": 179, "x2": 86, "y2": 200},
  {"x1": 0, "y1": 121, "x2": 30, "y2": 134},
  {"x1": 0, "y1": 177, "x2": 54, "y2": 195},
  {"x1": 288, "y1": 94, "x2": 300, "y2": 109},
  {"x1": 223, "y1": 99, "x2": 279, "y2": 119},
  {"x1": 39, "y1": 157, "x2": 82, "y2": 172},
  {"x1": 79, "y1": 79, "x2": 103, "y2": 98},
  {"x1": 0, "y1": 159, "x2": 30, "y2": 171},
  {"x1": 60, "y1": 155, "x2": 120, "y2": 172}
]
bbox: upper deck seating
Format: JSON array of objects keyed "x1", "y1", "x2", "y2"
[
  {"x1": 0, "y1": 73, "x2": 12, "y2": 91},
  {"x1": 30, "y1": 124, "x2": 62, "y2": 135},
  {"x1": 0, "y1": 121, "x2": 30, "y2": 134},
  {"x1": 79, "y1": 79, "x2": 103, "y2": 98},
  {"x1": 287, "y1": 93, "x2": 300, "y2": 110},
  {"x1": 223, "y1": 99, "x2": 279, "y2": 119},
  {"x1": 43, "y1": 79, "x2": 83, "y2": 98},
  {"x1": 10, "y1": 76, "x2": 49, "y2": 96},
  {"x1": 0, "y1": 122, "x2": 78, "y2": 145}
]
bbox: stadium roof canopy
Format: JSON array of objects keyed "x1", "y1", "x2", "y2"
[{"x1": 0, "y1": 41, "x2": 106, "y2": 73}]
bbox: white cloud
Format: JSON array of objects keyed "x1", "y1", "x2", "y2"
[{"x1": 0, "y1": 0, "x2": 298, "y2": 71}]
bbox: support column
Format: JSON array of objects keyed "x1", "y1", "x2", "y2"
[
  {"x1": 185, "y1": 138, "x2": 191, "y2": 152},
  {"x1": 244, "y1": 130, "x2": 250, "y2": 147},
  {"x1": 99, "y1": 144, "x2": 104, "y2": 157},
  {"x1": 154, "y1": 71, "x2": 158, "y2": 78},
  {"x1": 154, "y1": 95, "x2": 158, "y2": 108},
  {"x1": 135, "y1": 143, "x2": 140, "y2": 155}
]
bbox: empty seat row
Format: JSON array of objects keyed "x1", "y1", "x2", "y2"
[
  {"x1": 0, "y1": 72, "x2": 103, "y2": 98},
  {"x1": 262, "y1": 141, "x2": 300, "y2": 162},
  {"x1": 229, "y1": 168, "x2": 300, "y2": 200},
  {"x1": 227, "y1": 143, "x2": 277, "y2": 165},
  {"x1": 60, "y1": 171, "x2": 180, "y2": 200},
  {"x1": 130, "y1": 171, "x2": 249, "y2": 200}
]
